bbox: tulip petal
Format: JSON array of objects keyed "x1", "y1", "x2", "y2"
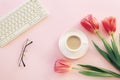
[
  {"x1": 54, "y1": 59, "x2": 71, "y2": 73},
  {"x1": 103, "y1": 19, "x2": 111, "y2": 33},
  {"x1": 102, "y1": 16, "x2": 116, "y2": 35},
  {"x1": 88, "y1": 15, "x2": 99, "y2": 30},
  {"x1": 81, "y1": 18, "x2": 94, "y2": 33},
  {"x1": 110, "y1": 17, "x2": 116, "y2": 32},
  {"x1": 80, "y1": 14, "x2": 99, "y2": 33}
]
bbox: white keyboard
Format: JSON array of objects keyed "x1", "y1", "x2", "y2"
[{"x1": 0, "y1": 0, "x2": 48, "y2": 47}]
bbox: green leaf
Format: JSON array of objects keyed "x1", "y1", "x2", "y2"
[
  {"x1": 78, "y1": 64, "x2": 120, "y2": 77},
  {"x1": 78, "y1": 64, "x2": 106, "y2": 72},
  {"x1": 100, "y1": 39, "x2": 120, "y2": 68},
  {"x1": 93, "y1": 41, "x2": 120, "y2": 71},
  {"x1": 101, "y1": 39, "x2": 116, "y2": 61},
  {"x1": 79, "y1": 70, "x2": 113, "y2": 77},
  {"x1": 92, "y1": 41, "x2": 111, "y2": 62},
  {"x1": 119, "y1": 33, "x2": 120, "y2": 53},
  {"x1": 107, "y1": 54, "x2": 120, "y2": 69},
  {"x1": 107, "y1": 56, "x2": 120, "y2": 70},
  {"x1": 111, "y1": 39, "x2": 120, "y2": 61}
]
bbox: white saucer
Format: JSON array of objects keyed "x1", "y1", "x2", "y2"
[{"x1": 59, "y1": 29, "x2": 89, "y2": 59}]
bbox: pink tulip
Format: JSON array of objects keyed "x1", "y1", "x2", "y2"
[
  {"x1": 54, "y1": 59, "x2": 71, "y2": 73},
  {"x1": 80, "y1": 14, "x2": 99, "y2": 33},
  {"x1": 102, "y1": 16, "x2": 116, "y2": 35}
]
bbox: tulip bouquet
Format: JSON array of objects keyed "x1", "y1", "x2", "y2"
[
  {"x1": 54, "y1": 14, "x2": 120, "y2": 78},
  {"x1": 79, "y1": 15, "x2": 120, "y2": 77}
]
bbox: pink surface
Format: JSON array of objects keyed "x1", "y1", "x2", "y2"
[{"x1": 0, "y1": 0, "x2": 120, "y2": 80}]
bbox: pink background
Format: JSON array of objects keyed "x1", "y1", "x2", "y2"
[{"x1": 0, "y1": 0, "x2": 120, "y2": 80}]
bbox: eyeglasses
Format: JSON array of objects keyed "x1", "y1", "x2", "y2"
[{"x1": 18, "y1": 39, "x2": 33, "y2": 67}]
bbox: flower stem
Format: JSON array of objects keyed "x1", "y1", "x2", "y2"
[
  {"x1": 111, "y1": 33, "x2": 115, "y2": 41},
  {"x1": 119, "y1": 33, "x2": 120, "y2": 52},
  {"x1": 95, "y1": 31, "x2": 103, "y2": 40},
  {"x1": 72, "y1": 67, "x2": 83, "y2": 71}
]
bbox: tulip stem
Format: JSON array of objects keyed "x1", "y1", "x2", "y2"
[
  {"x1": 119, "y1": 33, "x2": 120, "y2": 51},
  {"x1": 96, "y1": 31, "x2": 103, "y2": 40},
  {"x1": 111, "y1": 33, "x2": 115, "y2": 41},
  {"x1": 72, "y1": 67, "x2": 83, "y2": 71},
  {"x1": 72, "y1": 67, "x2": 103, "y2": 72}
]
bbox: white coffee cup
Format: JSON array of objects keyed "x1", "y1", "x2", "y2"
[{"x1": 59, "y1": 29, "x2": 89, "y2": 59}]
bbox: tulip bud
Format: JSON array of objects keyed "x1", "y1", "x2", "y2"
[
  {"x1": 102, "y1": 16, "x2": 116, "y2": 35},
  {"x1": 54, "y1": 59, "x2": 71, "y2": 73},
  {"x1": 81, "y1": 14, "x2": 99, "y2": 33}
]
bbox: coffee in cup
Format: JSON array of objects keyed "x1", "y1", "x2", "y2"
[{"x1": 66, "y1": 35, "x2": 81, "y2": 51}]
